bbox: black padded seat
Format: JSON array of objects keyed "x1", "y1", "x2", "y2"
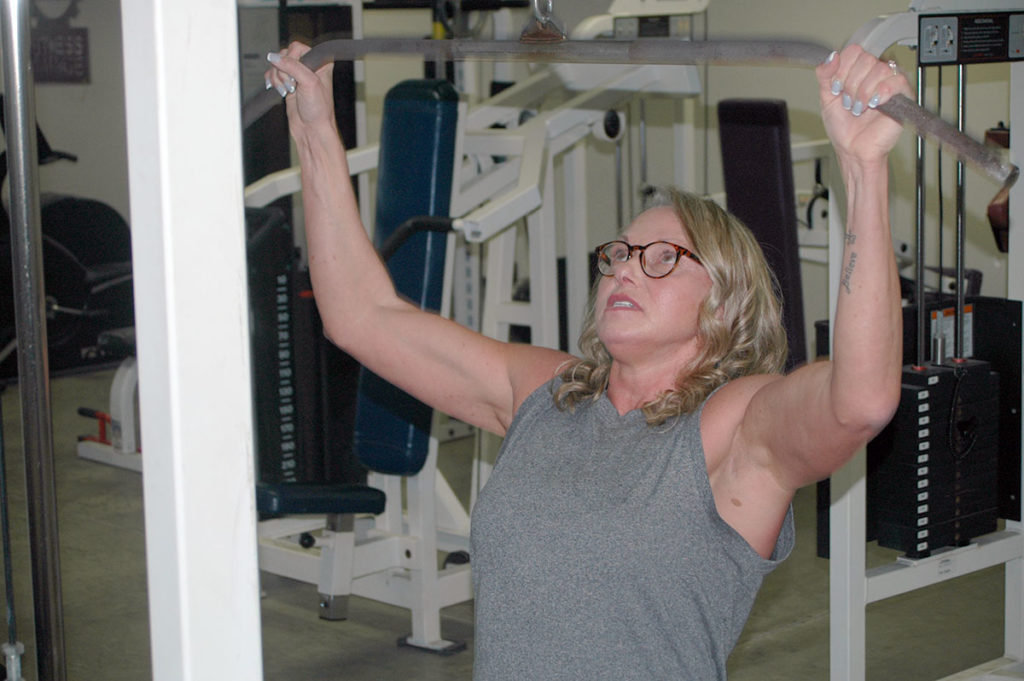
[{"x1": 256, "y1": 482, "x2": 386, "y2": 517}]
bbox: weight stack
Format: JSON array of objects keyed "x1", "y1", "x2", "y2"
[
  {"x1": 246, "y1": 207, "x2": 302, "y2": 484},
  {"x1": 868, "y1": 360, "x2": 1000, "y2": 558}
]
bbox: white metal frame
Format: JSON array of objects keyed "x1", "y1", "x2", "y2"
[
  {"x1": 76, "y1": 356, "x2": 140, "y2": 472},
  {"x1": 451, "y1": 59, "x2": 703, "y2": 493},
  {"x1": 456, "y1": 61, "x2": 701, "y2": 337},
  {"x1": 256, "y1": 427, "x2": 474, "y2": 652},
  {"x1": 830, "y1": 5, "x2": 1024, "y2": 680}
]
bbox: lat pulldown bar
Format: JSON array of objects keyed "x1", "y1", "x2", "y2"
[{"x1": 243, "y1": 37, "x2": 1018, "y2": 195}]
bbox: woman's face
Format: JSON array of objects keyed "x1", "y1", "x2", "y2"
[{"x1": 594, "y1": 205, "x2": 713, "y2": 368}]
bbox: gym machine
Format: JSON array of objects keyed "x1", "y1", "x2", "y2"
[
  {"x1": 242, "y1": 0, "x2": 710, "y2": 650},
  {"x1": 101, "y1": 0, "x2": 1024, "y2": 675},
  {"x1": 241, "y1": 0, "x2": 1021, "y2": 661},
  {"x1": 828, "y1": 3, "x2": 1024, "y2": 680}
]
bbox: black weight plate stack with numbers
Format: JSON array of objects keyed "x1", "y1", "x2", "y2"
[{"x1": 868, "y1": 359, "x2": 1000, "y2": 558}]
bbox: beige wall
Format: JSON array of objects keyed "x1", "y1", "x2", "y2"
[{"x1": 19, "y1": 0, "x2": 130, "y2": 222}]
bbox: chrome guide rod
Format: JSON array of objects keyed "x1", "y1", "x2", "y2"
[
  {"x1": 244, "y1": 38, "x2": 1018, "y2": 192},
  {"x1": 0, "y1": 0, "x2": 68, "y2": 679},
  {"x1": 915, "y1": 65, "x2": 927, "y2": 367},
  {"x1": 955, "y1": 63, "x2": 967, "y2": 359}
]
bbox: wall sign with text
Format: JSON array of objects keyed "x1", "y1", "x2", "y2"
[{"x1": 30, "y1": 0, "x2": 88, "y2": 84}]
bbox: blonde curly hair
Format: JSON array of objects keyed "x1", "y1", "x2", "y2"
[{"x1": 554, "y1": 187, "x2": 789, "y2": 425}]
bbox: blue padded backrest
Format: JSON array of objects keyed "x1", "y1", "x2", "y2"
[{"x1": 354, "y1": 79, "x2": 458, "y2": 476}]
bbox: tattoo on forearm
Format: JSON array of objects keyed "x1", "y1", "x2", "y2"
[
  {"x1": 841, "y1": 251, "x2": 858, "y2": 294},
  {"x1": 845, "y1": 232, "x2": 857, "y2": 245}
]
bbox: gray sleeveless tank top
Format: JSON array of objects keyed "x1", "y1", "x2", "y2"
[{"x1": 469, "y1": 381, "x2": 795, "y2": 680}]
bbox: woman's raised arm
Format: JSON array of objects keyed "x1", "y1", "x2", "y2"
[
  {"x1": 266, "y1": 43, "x2": 570, "y2": 435},
  {"x1": 708, "y1": 45, "x2": 909, "y2": 498}
]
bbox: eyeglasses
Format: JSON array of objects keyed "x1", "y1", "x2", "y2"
[{"x1": 594, "y1": 240, "x2": 703, "y2": 279}]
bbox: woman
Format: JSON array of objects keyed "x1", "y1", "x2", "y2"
[{"x1": 266, "y1": 43, "x2": 908, "y2": 679}]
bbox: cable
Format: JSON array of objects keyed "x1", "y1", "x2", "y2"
[
  {"x1": 378, "y1": 216, "x2": 455, "y2": 262},
  {"x1": 937, "y1": 65, "x2": 944, "y2": 309},
  {"x1": 947, "y1": 365, "x2": 977, "y2": 461}
]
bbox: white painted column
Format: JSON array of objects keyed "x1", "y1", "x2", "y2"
[
  {"x1": 563, "y1": 143, "x2": 588, "y2": 352},
  {"x1": 829, "y1": 451, "x2": 868, "y2": 681},
  {"x1": 1004, "y1": 57, "x2": 1024, "y2": 662},
  {"x1": 120, "y1": 2, "x2": 263, "y2": 680},
  {"x1": 828, "y1": 186, "x2": 867, "y2": 681}
]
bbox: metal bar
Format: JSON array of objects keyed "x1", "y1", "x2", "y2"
[
  {"x1": 955, "y1": 63, "x2": 966, "y2": 359},
  {"x1": 0, "y1": 0, "x2": 68, "y2": 679},
  {"x1": 879, "y1": 89, "x2": 1016, "y2": 193},
  {"x1": 243, "y1": 37, "x2": 1018, "y2": 192},
  {"x1": 915, "y1": 65, "x2": 927, "y2": 367},
  {"x1": 866, "y1": 531, "x2": 1022, "y2": 604}
]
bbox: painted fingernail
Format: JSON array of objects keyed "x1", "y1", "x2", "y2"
[
  {"x1": 825, "y1": 50, "x2": 837, "y2": 64},
  {"x1": 275, "y1": 83, "x2": 288, "y2": 98},
  {"x1": 830, "y1": 78, "x2": 842, "y2": 96},
  {"x1": 267, "y1": 51, "x2": 282, "y2": 64},
  {"x1": 842, "y1": 93, "x2": 852, "y2": 110},
  {"x1": 868, "y1": 93, "x2": 881, "y2": 109},
  {"x1": 851, "y1": 100, "x2": 864, "y2": 116},
  {"x1": 285, "y1": 78, "x2": 296, "y2": 94},
  {"x1": 265, "y1": 77, "x2": 272, "y2": 90}
]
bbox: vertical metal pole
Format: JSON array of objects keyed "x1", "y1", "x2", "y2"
[
  {"x1": 954, "y1": 64, "x2": 966, "y2": 359},
  {"x1": 915, "y1": 65, "x2": 927, "y2": 367},
  {"x1": 0, "y1": 1, "x2": 67, "y2": 680}
]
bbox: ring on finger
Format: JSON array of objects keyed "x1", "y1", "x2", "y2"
[{"x1": 887, "y1": 59, "x2": 899, "y2": 76}]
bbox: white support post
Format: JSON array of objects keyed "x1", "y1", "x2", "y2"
[
  {"x1": 674, "y1": 98, "x2": 696, "y2": 191},
  {"x1": 563, "y1": 143, "x2": 589, "y2": 352},
  {"x1": 829, "y1": 184, "x2": 867, "y2": 681},
  {"x1": 526, "y1": 157, "x2": 560, "y2": 350},
  {"x1": 830, "y1": 456, "x2": 868, "y2": 681},
  {"x1": 120, "y1": 2, "x2": 263, "y2": 680},
  {"x1": 1005, "y1": 57, "x2": 1024, "y2": 662},
  {"x1": 406, "y1": 441, "x2": 445, "y2": 648},
  {"x1": 482, "y1": 227, "x2": 520, "y2": 342}
]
